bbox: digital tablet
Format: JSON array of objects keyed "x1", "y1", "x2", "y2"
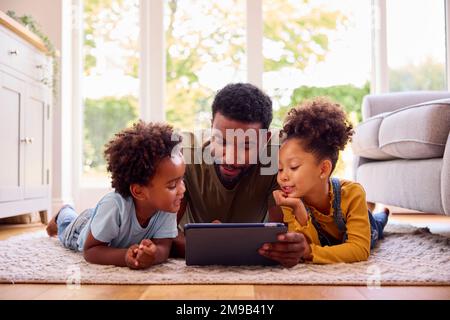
[{"x1": 184, "y1": 222, "x2": 288, "y2": 266}]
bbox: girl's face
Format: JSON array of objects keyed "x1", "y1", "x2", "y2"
[{"x1": 277, "y1": 138, "x2": 325, "y2": 198}]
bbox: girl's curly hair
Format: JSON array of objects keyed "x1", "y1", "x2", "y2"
[
  {"x1": 104, "y1": 121, "x2": 182, "y2": 198},
  {"x1": 282, "y1": 97, "x2": 354, "y2": 172}
]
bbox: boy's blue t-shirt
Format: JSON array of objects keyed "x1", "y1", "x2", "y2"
[{"x1": 76, "y1": 192, "x2": 178, "y2": 251}]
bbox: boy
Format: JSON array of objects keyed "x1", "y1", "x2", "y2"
[{"x1": 47, "y1": 121, "x2": 185, "y2": 269}]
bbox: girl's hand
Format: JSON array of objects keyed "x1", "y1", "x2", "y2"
[
  {"x1": 273, "y1": 190, "x2": 309, "y2": 226},
  {"x1": 273, "y1": 190, "x2": 301, "y2": 209}
]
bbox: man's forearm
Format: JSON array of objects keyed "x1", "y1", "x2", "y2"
[
  {"x1": 268, "y1": 206, "x2": 283, "y2": 222},
  {"x1": 151, "y1": 239, "x2": 172, "y2": 265},
  {"x1": 170, "y1": 231, "x2": 186, "y2": 258},
  {"x1": 172, "y1": 198, "x2": 187, "y2": 258}
]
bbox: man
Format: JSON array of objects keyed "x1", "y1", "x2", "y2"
[{"x1": 172, "y1": 83, "x2": 309, "y2": 267}]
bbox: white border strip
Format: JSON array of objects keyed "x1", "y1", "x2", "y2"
[
  {"x1": 371, "y1": 0, "x2": 388, "y2": 94},
  {"x1": 140, "y1": 0, "x2": 165, "y2": 122},
  {"x1": 246, "y1": 0, "x2": 263, "y2": 88},
  {"x1": 446, "y1": 0, "x2": 450, "y2": 91}
]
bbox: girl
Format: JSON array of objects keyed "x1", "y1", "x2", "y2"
[{"x1": 273, "y1": 97, "x2": 389, "y2": 264}]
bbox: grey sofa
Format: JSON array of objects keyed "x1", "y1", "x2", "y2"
[{"x1": 352, "y1": 91, "x2": 450, "y2": 215}]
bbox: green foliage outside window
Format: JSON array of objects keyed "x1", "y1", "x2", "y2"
[{"x1": 83, "y1": 96, "x2": 138, "y2": 172}]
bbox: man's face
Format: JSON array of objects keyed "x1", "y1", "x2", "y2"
[{"x1": 210, "y1": 112, "x2": 269, "y2": 183}]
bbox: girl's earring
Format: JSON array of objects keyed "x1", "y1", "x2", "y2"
[{"x1": 320, "y1": 175, "x2": 325, "y2": 179}]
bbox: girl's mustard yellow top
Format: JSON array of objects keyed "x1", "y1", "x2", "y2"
[{"x1": 281, "y1": 179, "x2": 371, "y2": 264}]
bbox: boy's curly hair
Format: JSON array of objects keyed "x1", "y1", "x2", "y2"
[
  {"x1": 104, "y1": 121, "x2": 182, "y2": 198},
  {"x1": 282, "y1": 97, "x2": 354, "y2": 172}
]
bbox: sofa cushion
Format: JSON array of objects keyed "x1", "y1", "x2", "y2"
[
  {"x1": 379, "y1": 99, "x2": 450, "y2": 159},
  {"x1": 352, "y1": 113, "x2": 395, "y2": 160},
  {"x1": 356, "y1": 158, "x2": 444, "y2": 214}
]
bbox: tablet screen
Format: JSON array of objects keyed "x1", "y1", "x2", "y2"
[{"x1": 185, "y1": 223, "x2": 287, "y2": 266}]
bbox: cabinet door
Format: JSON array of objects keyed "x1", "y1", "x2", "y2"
[
  {"x1": 0, "y1": 70, "x2": 25, "y2": 202},
  {"x1": 23, "y1": 82, "x2": 49, "y2": 199}
]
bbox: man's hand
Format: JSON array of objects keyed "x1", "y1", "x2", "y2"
[
  {"x1": 135, "y1": 239, "x2": 157, "y2": 269},
  {"x1": 258, "y1": 232, "x2": 312, "y2": 268}
]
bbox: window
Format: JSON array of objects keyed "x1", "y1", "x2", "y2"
[
  {"x1": 82, "y1": 0, "x2": 140, "y2": 185},
  {"x1": 263, "y1": 0, "x2": 372, "y2": 178},
  {"x1": 164, "y1": 0, "x2": 246, "y2": 130},
  {"x1": 73, "y1": 0, "x2": 450, "y2": 191},
  {"x1": 386, "y1": 0, "x2": 446, "y2": 91}
]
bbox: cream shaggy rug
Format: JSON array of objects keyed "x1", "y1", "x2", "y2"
[{"x1": 0, "y1": 223, "x2": 449, "y2": 286}]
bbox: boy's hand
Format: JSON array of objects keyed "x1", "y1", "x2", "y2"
[
  {"x1": 125, "y1": 244, "x2": 140, "y2": 269},
  {"x1": 273, "y1": 190, "x2": 301, "y2": 209},
  {"x1": 135, "y1": 239, "x2": 157, "y2": 269}
]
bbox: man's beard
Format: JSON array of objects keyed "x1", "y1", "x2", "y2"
[{"x1": 214, "y1": 163, "x2": 253, "y2": 189}]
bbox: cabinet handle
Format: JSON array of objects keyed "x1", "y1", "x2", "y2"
[
  {"x1": 8, "y1": 49, "x2": 19, "y2": 55},
  {"x1": 19, "y1": 137, "x2": 34, "y2": 144},
  {"x1": 36, "y1": 64, "x2": 44, "y2": 69}
]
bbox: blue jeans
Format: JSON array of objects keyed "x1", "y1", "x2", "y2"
[
  {"x1": 56, "y1": 205, "x2": 93, "y2": 251},
  {"x1": 369, "y1": 210, "x2": 389, "y2": 246}
]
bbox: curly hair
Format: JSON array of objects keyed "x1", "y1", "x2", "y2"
[
  {"x1": 282, "y1": 97, "x2": 354, "y2": 172},
  {"x1": 212, "y1": 83, "x2": 273, "y2": 129},
  {"x1": 104, "y1": 121, "x2": 182, "y2": 198}
]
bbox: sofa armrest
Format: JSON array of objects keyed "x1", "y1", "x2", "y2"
[
  {"x1": 362, "y1": 91, "x2": 450, "y2": 120},
  {"x1": 352, "y1": 155, "x2": 373, "y2": 181}
]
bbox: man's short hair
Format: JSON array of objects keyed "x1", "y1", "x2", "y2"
[{"x1": 212, "y1": 83, "x2": 273, "y2": 129}]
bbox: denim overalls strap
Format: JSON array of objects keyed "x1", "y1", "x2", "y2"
[
  {"x1": 307, "y1": 206, "x2": 339, "y2": 247},
  {"x1": 307, "y1": 178, "x2": 347, "y2": 246},
  {"x1": 331, "y1": 177, "x2": 347, "y2": 237},
  {"x1": 311, "y1": 177, "x2": 380, "y2": 249},
  {"x1": 306, "y1": 177, "x2": 346, "y2": 246}
]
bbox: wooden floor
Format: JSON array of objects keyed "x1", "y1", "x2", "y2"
[{"x1": 1, "y1": 214, "x2": 450, "y2": 300}]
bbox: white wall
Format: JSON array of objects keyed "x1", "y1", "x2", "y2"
[
  {"x1": 0, "y1": 0, "x2": 62, "y2": 49},
  {"x1": 0, "y1": 0, "x2": 74, "y2": 215}
]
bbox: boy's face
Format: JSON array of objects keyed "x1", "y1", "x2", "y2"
[
  {"x1": 277, "y1": 138, "x2": 323, "y2": 198},
  {"x1": 142, "y1": 154, "x2": 186, "y2": 213}
]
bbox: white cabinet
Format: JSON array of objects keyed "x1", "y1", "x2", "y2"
[
  {"x1": 24, "y1": 81, "x2": 50, "y2": 200},
  {"x1": 0, "y1": 16, "x2": 52, "y2": 222},
  {"x1": 0, "y1": 71, "x2": 25, "y2": 203}
]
